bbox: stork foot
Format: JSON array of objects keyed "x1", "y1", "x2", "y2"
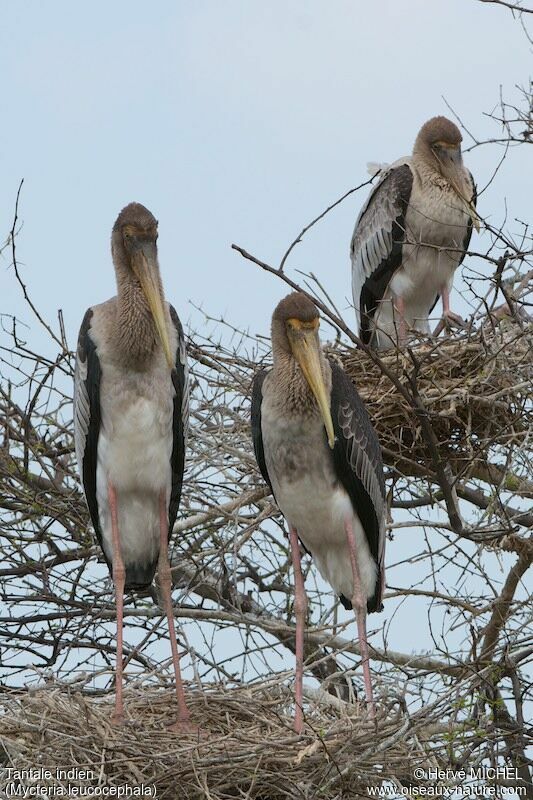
[
  {"x1": 110, "y1": 712, "x2": 126, "y2": 728},
  {"x1": 445, "y1": 310, "x2": 467, "y2": 327},
  {"x1": 166, "y1": 718, "x2": 200, "y2": 736},
  {"x1": 433, "y1": 310, "x2": 467, "y2": 337}
]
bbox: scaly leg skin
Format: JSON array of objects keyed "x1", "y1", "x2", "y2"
[
  {"x1": 108, "y1": 482, "x2": 126, "y2": 727},
  {"x1": 158, "y1": 490, "x2": 197, "y2": 734},
  {"x1": 289, "y1": 526, "x2": 308, "y2": 735},
  {"x1": 344, "y1": 517, "x2": 376, "y2": 720},
  {"x1": 433, "y1": 285, "x2": 466, "y2": 336}
]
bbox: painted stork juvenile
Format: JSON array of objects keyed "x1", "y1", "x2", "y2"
[
  {"x1": 73, "y1": 202, "x2": 190, "y2": 730},
  {"x1": 351, "y1": 116, "x2": 478, "y2": 350},
  {"x1": 251, "y1": 292, "x2": 386, "y2": 733}
]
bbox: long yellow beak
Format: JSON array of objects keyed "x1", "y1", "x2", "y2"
[
  {"x1": 132, "y1": 247, "x2": 174, "y2": 370},
  {"x1": 289, "y1": 326, "x2": 335, "y2": 449}
]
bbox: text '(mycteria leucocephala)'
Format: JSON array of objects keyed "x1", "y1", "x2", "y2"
[
  {"x1": 251, "y1": 292, "x2": 386, "y2": 733},
  {"x1": 74, "y1": 203, "x2": 191, "y2": 730},
  {"x1": 351, "y1": 116, "x2": 478, "y2": 350}
]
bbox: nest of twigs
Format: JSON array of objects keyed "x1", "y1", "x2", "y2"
[
  {"x1": 340, "y1": 320, "x2": 532, "y2": 479},
  {"x1": 0, "y1": 682, "x2": 433, "y2": 799}
]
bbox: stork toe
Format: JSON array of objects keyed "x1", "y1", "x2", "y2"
[
  {"x1": 166, "y1": 718, "x2": 203, "y2": 737},
  {"x1": 433, "y1": 310, "x2": 467, "y2": 337}
]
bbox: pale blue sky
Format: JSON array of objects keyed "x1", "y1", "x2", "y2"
[{"x1": 1, "y1": 1, "x2": 531, "y2": 347}]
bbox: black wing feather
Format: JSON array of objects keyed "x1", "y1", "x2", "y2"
[
  {"x1": 250, "y1": 369, "x2": 275, "y2": 498},
  {"x1": 329, "y1": 360, "x2": 386, "y2": 613},
  {"x1": 168, "y1": 304, "x2": 188, "y2": 539},
  {"x1": 351, "y1": 164, "x2": 413, "y2": 344},
  {"x1": 73, "y1": 309, "x2": 108, "y2": 569},
  {"x1": 462, "y1": 171, "x2": 477, "y2": 256}
]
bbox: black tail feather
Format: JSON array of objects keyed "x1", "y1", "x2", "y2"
[
  {"x1": 339, "y1": 567, "x2": 384, "y2": 614},
  {"x1": 124, "y1": 559, "x2": 157, "y2": 593},
  {"x1": 339, "y1": 592, "x2": 384, "y2": 613}
]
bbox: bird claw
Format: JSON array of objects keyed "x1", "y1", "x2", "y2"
[
  {"x1": 433, "y1": 311, "x2": 467, "y2": 337},
  {"x1": 110, "y1": 712, "x2": 127, "y2": 728},
  {"x1": 166, "y1": 718, "x2": 201, "y2": 736}
]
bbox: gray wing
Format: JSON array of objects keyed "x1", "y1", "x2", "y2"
[
  {"x1": 329, "y1": 360, "x2": 386, "y2": 612},
  {"x1": 73, "y1": 308, "x2": 106, "y2": 562},
  {"x1": 251, "y1": 368, "x2": 275, "y2": 497},
  {"x1": 168, "y1": 304, "x2": 189, "y2": 536},
  {"x1": 462, "y1": 169, "x2": 477, "y2": 255},
  {"x1": 350, "y1": 160, "x2": 413, "y2": 343}
]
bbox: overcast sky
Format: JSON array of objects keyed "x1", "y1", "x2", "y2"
[
  {"x1": 1, "y1": 2, "x2": 531, "y2": 690},
  {"x1": 1, "y1": 1, "x2": 531, "y2": 348}
]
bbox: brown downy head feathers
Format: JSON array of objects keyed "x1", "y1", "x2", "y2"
[
  {"x1": 113, "y1": 202, "x2": 158, "y2": 239},
  {"x1": 111, "y1": 202, "x2": 159, "y2": 271},
  {"x1": 415, "y1": 116, "x2": 462, "y2": 149},
  {"x1": 271, "y1": 292, "x2": 320, "y2": 358},
  {"x1": 272, "y1": 292, "x2": 319, "y2": 326}
]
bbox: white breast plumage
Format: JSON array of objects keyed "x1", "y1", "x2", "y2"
[
  {"x1": 103, "y1": 394, "x2": 173, "y2": 492},
  {"x1": 261, "y1": 398, "x2": 377, "y2": 603}
]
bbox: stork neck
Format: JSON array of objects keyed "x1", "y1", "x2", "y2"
[
  {"x1": 412, "y1": 147, "x2": 470, "y2": 197},
  {"x1": 412, "y1": 147, "x2": 442, "y2": 182},
  {"x1": 271, "y1": 350, "x2": 330, "y2": 414},
  {"x1": 113, "y1": 262, "x2": 159, "y2": 368}
]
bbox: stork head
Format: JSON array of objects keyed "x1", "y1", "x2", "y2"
[
  {"x1": 414, "y1": 116, "x2": 478, "y2": 229},
  {"x1": 414, "y1": 116, "x2": 464, "y2": 179},
  {"x1": 111, "y1": 202, "x2": 173, "y2": 369},
  {"x1": 272, "y1": 292, "x2": 335, "y2": 449}
]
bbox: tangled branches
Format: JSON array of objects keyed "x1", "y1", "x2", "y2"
[{"x1": 1, "y1": 59, "x2": 532, "y2": 800}]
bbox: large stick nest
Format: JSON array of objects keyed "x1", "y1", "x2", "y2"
[
  {"x1": 0, "y1": 683, "x2": 432, "y2": 799},
  {"x1": 340, "y1": 320, "x2": 532, "y2": 481}
]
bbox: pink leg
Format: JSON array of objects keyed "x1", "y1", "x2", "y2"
[
  {"x1": 158, "y1": 490, "x2": 193, "y2": 731},
  {"x1": 289, "y1": 526, "x2": 307, "y2": 735},
  {"x1": 108, "y1": 482, "x2": 126, "y2": 726},
  {"x1": 344, "y1": 517, "x2": 375, "y2": 718},
  {"x1": 433, "y1": 286, "x2": 466, "y2": 335},
  {"x1": 393, "y1": 295, "x2": 407, "y2": 344},
  {"x1": 441, "y1": 285, "x2": 451, "y2": 316}
]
